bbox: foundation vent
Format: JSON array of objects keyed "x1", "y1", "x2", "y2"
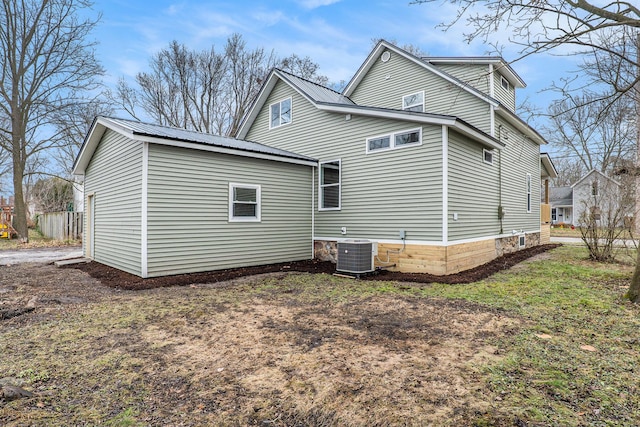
[{"x1": 337, "y1": 240, "x2": 375, "y2": 275}]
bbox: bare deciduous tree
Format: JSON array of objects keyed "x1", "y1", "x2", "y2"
[
  {"x1": 543, "y1": 95, "x2": 636, "y2": 177},
  {"x1": 51, "y1": 98, "x2": 115, "y2": 177},
  {"x1": 414, "y1": 0, "x2": 640, "y2": 302},
  {"x1": 31, "y1": 177, "x2": 74, "y2": 214},
  {"x1": 113, "y1": 33, "x2": 329, "y2": 137},
  {"x1": 0, "y1": 0, "x2": 103, "y2": 242}
]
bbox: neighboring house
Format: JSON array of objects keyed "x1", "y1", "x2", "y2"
[
  {"x1": 548, "y1": 170, "x2": 625, "y2": 226},
  {"x1": 238, "y1": 40, "x2": 549, "y2": 274},
  {"x1": 74, "y1": 40, "x2": 551, "y2": 278},
  {"x1": 73, "y1": 117, "x2": 316, "y2": 278},
  {"x1": 548, "y1": 186, "x2": 574, "y2": 225}
]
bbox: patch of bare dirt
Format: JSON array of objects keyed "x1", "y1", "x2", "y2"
[
  {"x1": 0, "y1": 245, "x2": 556, "y2": 425},
  {"x1": 66, "y1": 244, "x2": 561, "y2": 290}
]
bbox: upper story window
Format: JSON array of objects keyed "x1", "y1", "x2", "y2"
[
  {"x1": 591, "y1": 181, "x2": 598, "y2": 196},
  {"x1": 366, "y1": 128, "x2": 422, "y2": 154},
  {"x1": 483, "y1": 149, "x2": 494, "y2": 165},
  {"x1": 269, "y1": 98, "x2": 292, "y2": 129},
  {"x1": 229, "y1": 183, "x2": 261, "y2": 222},
  {"x1": 402, "y1": 91, "x2": 424, "y2": 112},
  {"x1": 500, "y1": 76, "x2": 510, "y2": 91}
]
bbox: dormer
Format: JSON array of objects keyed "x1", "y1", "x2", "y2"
[{"x1": 425, "y1": 57, "x2": 525, "y2": 113}]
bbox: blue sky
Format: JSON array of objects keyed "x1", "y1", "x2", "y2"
[{"x1": 89, "y1": 0, "x2": 579, "y2": 117}]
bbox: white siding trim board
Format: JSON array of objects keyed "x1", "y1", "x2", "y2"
[
  {"x1": 141, "y1": 142, "x2": 149, "y2": 278},
  {"x1": 442, "y1": 125, "x2": 449, "y2": 244},
  {"x1": 314, "y1": 231, "x2": 541, "y2": 247}
]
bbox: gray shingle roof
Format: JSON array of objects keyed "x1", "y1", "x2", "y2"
[
  {"x1": 106, "y1": 117, "x2": 316, "y2": 162},
  {"x1": 548, "y1": 186, "x2": 573, "y2": 206}
]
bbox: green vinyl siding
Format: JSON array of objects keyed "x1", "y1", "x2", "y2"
[
  {"x1": 246, "y1": 80, "x2": 443, "y2": 242},
  {"x1": 495, "y1": 117, "x2": 541, "y2": 232},
  {"x1": 494, "y1": 72, "x2": 516, "y2": 111},
  {"x1": 84, "y1": 129, "x2": 142, "y2": 276},
  {"x1": 146, "y1": 143, "x2": 312, "y2": 277},
  {"x1": 432, "y1": 63, "x2": 491, "y2": 97},
  {"x1": 349, "y1": 52, "x2": 492, "y2": 135},
  {"x1": 447, "y1": 130, "x2": 501, "y2": 241}
]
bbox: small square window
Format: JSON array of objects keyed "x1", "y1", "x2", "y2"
[
  {"x1": 519, "y1": 234, "x2": 525, "y2": 248},
  {"x1": 500, "y1": 76, "x2": 510, "y2": 91},
  {"x1": 269, "y1": 98, "x2": 292, "y2": 129},
  {"x1": 229, "y1": 183, "x2": 261, "y2": 222},
  {"x1": 402, "y1": 91, "x2": 424, "y2": 112},
  {"x1": 483, "y1": 149, "x2": 494, "y2": 165}
]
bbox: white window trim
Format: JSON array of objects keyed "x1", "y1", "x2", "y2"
[
  {"x1": 402, "y1": 91, "x2": 424, "y2": 112},
  {"x1": 500, "y1": 76, "x2": 510, "y2": 91},
  {"x1": 229, "y1": 183, "x2": 261, "y2": 222},
  {"x1": 526, "y1": 173, "x2": 532, "y2": 213},
  {"x1": 366, "y1": 127, "x2": 422, "y2": 154},
  {"x1": 269, "y1": 97, "x2": 292, "y2": 129},
  {"x1": 319, "y1": 159, "x2": 341, "y2": 211},
  {"x1": 483, "y1": 149, "x2": 494, "y2": 165}
]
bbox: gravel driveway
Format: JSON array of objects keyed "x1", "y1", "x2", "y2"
[{"x1": 0, "y1": 247, "x2": 83, "y2": 265}]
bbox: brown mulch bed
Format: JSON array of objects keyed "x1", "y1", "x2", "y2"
[{"x1": 65, "y1": 244, "x2": 561, "y2": 291}]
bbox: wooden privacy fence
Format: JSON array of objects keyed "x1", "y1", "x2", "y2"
[{"x1": 38, "y1": 211, "x2": 83, "y2": 241}]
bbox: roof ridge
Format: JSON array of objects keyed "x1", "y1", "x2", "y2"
[{"x1": 275, "y1": 68, "x2": 344, "y2": 96}]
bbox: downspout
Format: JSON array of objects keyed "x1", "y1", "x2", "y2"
[
  {"x1": 311, "y1": 165, "x2": 315, "y2": 259},
  {"x1": 498, "y1": 125, "x2": 504, "y2": 235}
]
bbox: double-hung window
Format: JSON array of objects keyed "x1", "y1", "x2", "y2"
[
  {"x1": 402, "y1": 91, "x2": 424, "y2": 112},
  {"x1": 269, "y1": 98, "x2": 292, "y2": 129},
  {"x1": 319, "y1": 160, "x2": 340, "y2": 210},
  {"x1": 229, "y1": 183, "x2": 261, "y2": 222}
]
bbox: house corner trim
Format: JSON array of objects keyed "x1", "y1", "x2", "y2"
[{"x1": 141, "y1": 141, "x2": 149, "y2": 278}]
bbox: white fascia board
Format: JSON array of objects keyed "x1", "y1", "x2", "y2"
[
  {"x1": 236, "y1": 70, "x2": 280, "y2": 139},
  {"x1": 343, "y1": 41, "x2": 499, "y2": 108},
  {"x1": 72, "y1": 116, "x2": 142, "y2": 176},
  {"x1": 136, "y1": 135, "x2": 318, "y2": 167},
  {"x1": 495, "y1": 107, "x2": 546, "y2": 145},
  {"x1": 237, "y1": 69, "x2": 319, "y2": 139}
]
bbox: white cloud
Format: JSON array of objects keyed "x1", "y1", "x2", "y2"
[{"x1": 297, "y1": 0, "x2": 341, "y2": 9}]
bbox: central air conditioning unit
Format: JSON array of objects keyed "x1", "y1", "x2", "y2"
[{"x1": 336, "y1": 239, "x2": 375, "y2": 275}]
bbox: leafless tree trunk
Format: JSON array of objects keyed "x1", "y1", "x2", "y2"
[{"x1": 0, "y1": 0, "x2": 103, "y2": 242}]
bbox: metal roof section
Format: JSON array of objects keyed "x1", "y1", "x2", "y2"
[
  {"x1": 73, "y1": 116, "x2": 317, "y2": 176},
  {"x1": 276, "y1": 70, "x2": 354, "y2": 105},
  {"x1": 236, "y1": 68, "x2": 354, "y2": 139},
  {"x1": 425, "y1": 56, "x2": 526, "y2": 89}
]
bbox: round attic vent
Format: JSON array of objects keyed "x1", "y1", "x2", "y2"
[{"x1": 381, "y1": 51, "x2": 391, "y2": 62}]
